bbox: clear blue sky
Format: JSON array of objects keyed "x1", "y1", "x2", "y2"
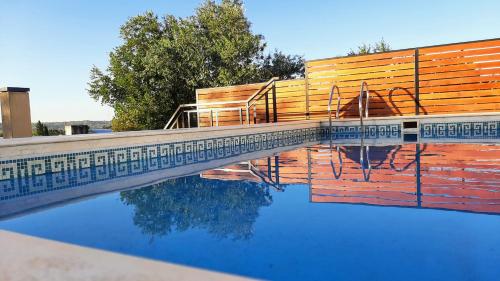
[{"x1": 1, "y1": 0, "x2": 499, "y2": 122}]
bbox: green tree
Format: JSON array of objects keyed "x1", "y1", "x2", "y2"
[
  {"x1": 260, "y1": 50, "x2": 305, "y2": 80},
  {"x1": 88, "y1": 0, "x2": 304, "y2": 131},
  {"x1": 34, "y1": 120, "x2": 49, "y2": 136},
  {"x1": 48, "y1": 129, "x2": 64, "y2": 136},
  {"x1": 347, "y1": 38, "x2": 391, "y2": 56},
  {"x1": 43, "y1": 125, "x2": 49, "y2": 136},
  {"x1": 373, "y1": 38, "x2": 391, "y2": 53},
  {"x1": 347, "y1": 43, "x2": 372, "y2": 56}
]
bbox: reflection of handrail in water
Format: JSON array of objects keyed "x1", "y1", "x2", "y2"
[
  {"x1": 389, "y1": 144, "x2": 427, "y2": 172},
  {"x1": 329, "y1": 145, "x2": 343, "y2": 179},
  {"x1": 360, "y1": 133, "x2": 372, "y2": 182},
  {"x1": 209, "y1": 160, "x2": 283, "y2": 192},
  {"x1": 359, "y1": 82, "x2": 371, "y2": 181},
  {"x1": 248, "y1": 160, "x2": 284, "y2": 192}
]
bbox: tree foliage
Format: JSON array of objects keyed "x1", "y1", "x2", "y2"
[
  {"x1": 34, "y1": 120, "x2": 64, "y2": 136},
  {"x1": 35, "y1": 121, "x2": 44, "y2": 136},
  {"x1": 89, "y1": 0, "x2": 304, "y2": 131},
  {"x1": 34, "y1": 121, "x2": 49, "y2": 136},
  {"x1": 347, "y1": 38, "x2": 391, "y2": 56},
  {"x1": 260, "y1": 50, "x2": 304, "y2": 80}
]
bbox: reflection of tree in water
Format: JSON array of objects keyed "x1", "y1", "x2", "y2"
[{"x1": 120, "y1": 175, "x2": 272, "y2": 240}]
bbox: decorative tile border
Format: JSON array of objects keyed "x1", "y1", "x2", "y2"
[
  {"x1": 2, "y1": 119, "x2": 499, "y2": 201},
  {"x1": 325, "y1": 121, "x2": 500, "y2": 140},
  {"x1": 329, "y1": 124, "x2": 401, "y2": 140},
  {"x1": 420, "y1": 121, "x2": 500, "y2": 139},
  {"x1": 1, "y1": 127, "x2": 325, "y2": 201}
]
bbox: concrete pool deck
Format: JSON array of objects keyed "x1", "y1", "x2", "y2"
[
  {"x1": 0, "y1": 230, "x2": 253, "y2": 281},
  {"x1": 0, "y1": 120, "x2": 320, "y2": 160}
]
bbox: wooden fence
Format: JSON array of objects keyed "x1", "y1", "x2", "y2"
[
  {"x1": 195, "y1": 38, "x2": 500, "y2": 125},
  {"x1": 196, "y1": 79, "x2": 306, "y2": 126},
  {"x1": 306, "y1": 49, "x2": 417, "y2": 118},
  {"x1": 196, "y1": 83, "x2": 264, "y2": 127},
  {"x1": 418, "y1": 40, "x2": 500, "y2": 114}
]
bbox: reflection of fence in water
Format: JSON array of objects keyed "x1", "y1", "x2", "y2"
[
  {"x1": 203, "y1": 144, "x2": 500, "y2": 214},
  {"x1": 315, "y1": 144, "x2": 500, "y2": 214}
]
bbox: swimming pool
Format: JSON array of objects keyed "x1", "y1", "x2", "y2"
[{"x1": 1, "y1": 127, "x2": 499, "y2": 280}]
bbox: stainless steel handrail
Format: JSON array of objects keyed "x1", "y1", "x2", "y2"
[
  {"x1": 165, "y1": 77, "x2": 278, "y2": 129},
  {"x1": 164, "y1": 100, "x2": 247, "y2": 129},
  {"x1": 327, "y1": 84, "x2": 343, "y2": 180},
  {"x1": 246, "y1": 77, "x2": 278, "y2": 125},
  {"x1": 359, "y1": 81, "x2": 370, "y2": 134},
  {"x1": 247, "y1": 77, "x2": 278, "y2": 107},
  {"x1": 183, "y1": 107, "x2": 243, "y2": 127},
  {"x1": 163, "y1": 104, "x2": 196, "y2": 129},
  {"x1": 328, "y1": 84, "x2": 341, "y2": 128}
]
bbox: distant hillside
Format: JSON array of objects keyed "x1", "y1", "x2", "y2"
[
  {"x1": 35, "y1": 120, "x2": 112, "y2": 130},
  {"x1": 0, "y1": 121, "x2": 111, "y2": 131}
]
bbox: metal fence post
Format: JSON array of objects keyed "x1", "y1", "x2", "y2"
[
  {"x1": 267, "y1": 157, "x2": 272, "y2": 179},
  {"x1": 415, "y1": 48, "x2": 420, "y2": 115},
  {"x1": 265, "y1": 89, "x2": 270, "y2": 123},
  {"x1": 274, "y1": 155, "x2": 280, "y2": 185},
  {"x1": 246, "y1": 103, "x2": 250, "y2": 125},
  {"x1": 253, "y1": 104, "x2": 257, "y2": 124},
  {"x1": 305, "y1": 64, "x2": 310, "y2": 120},
  {"x1": 272, "y1": 81, "x2": 278, "y2": 122}
]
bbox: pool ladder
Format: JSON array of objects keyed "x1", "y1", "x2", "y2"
[
  {"x1": 359, "y1": 81, "x2": 370, "y2": 133},
  {"x1": 328, "y1": 81, "x2": 370, "y2": 134},
  {"x1": 328, "y1": 84, "x2": 342, "y2": 179},
  {"x1": 328, "y1": 81, "x2": 372, "y2": 181}
]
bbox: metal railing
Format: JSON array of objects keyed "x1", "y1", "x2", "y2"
[
  {"x1": 246, "y1": 77, "x2": 279, "y2": 125},
  {"x1": 163, "y1": 101, "x2": 246, "y2": 129},
  {"x1": 328, "y1": 83, "x2": 343, "y2": 179},
  {"x1": 328, "y1": 84, "x2": 341, "y2": 129},
  {"x1": 326, "y1": 81, "x2": 371, "y2": 182},
  {"x1": 359, "y1": 81, "x2": 370, "y2": 133},
  {"x1": 164, "y1": 103, "x2": 195, "y2": 129},
  {"x1": 164, "y1": 77, "x2": 278, "y2": 129}
]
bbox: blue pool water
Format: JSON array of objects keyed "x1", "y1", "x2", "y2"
[{"x1": 1, "y1": 142, "x2": 499, "y2": 280}]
